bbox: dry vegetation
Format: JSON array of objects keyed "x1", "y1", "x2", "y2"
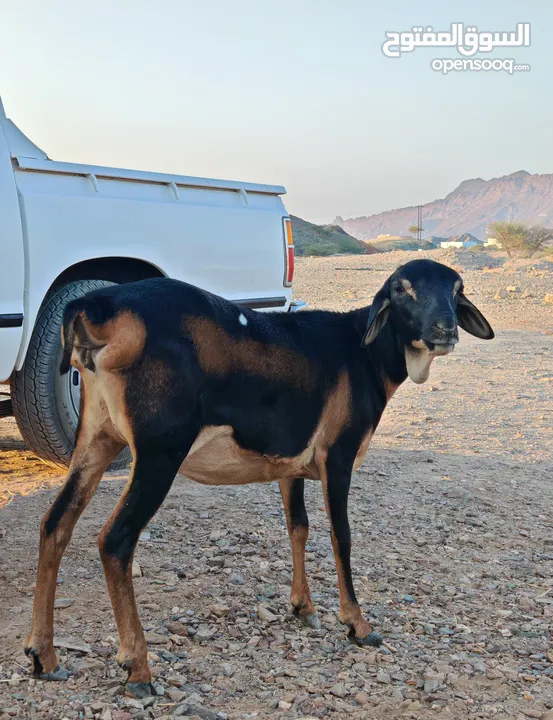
[{"x1": 0, "y1": 249, "x2": 552, "y2": 719}]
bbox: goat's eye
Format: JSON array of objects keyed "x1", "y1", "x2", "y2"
[{"x1": 394, "y1": 284, "x2": 405, "y2": 294}]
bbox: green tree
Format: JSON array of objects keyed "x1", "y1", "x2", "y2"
[
  {"x1": 487, "y1": 221, "x2": 553, "y2": 258},
  {"x1": 408, "y1": 225, "x2": 422, "y2": 237}
]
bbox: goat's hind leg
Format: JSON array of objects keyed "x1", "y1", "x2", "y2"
[
  {"x1": 98, "y1": 441, "x2": 190, "y2": 698},
  {"x1": 279, "y1": 477, "x2": 320, "y2": 629},
  {"x1": 24, "y1": 398, "x2": 125, "y2": 679}
]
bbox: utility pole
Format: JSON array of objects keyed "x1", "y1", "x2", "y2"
[{"x1": 417, "y1": 205, "x2": 423, "y2": 242}]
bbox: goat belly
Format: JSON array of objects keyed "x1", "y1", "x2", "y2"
[{"x1": 179, "y1": 425, "x2": 318, "y2": 486}]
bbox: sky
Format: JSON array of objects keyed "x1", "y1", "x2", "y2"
[{"x1": 0, "y1": 1, "x2": 549, "y2": 224}]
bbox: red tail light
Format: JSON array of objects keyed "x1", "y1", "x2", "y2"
[{"x1": 283, "y1": 217, "x2": 294, "y2": 287}]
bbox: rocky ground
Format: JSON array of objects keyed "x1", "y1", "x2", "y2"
[{"x1": 0, "y1": 250, "x2": 552, "y2": 720}]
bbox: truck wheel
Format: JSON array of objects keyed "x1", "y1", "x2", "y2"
[{"x1": 11, "y1": 280, "x2": 131, "y2": 470}]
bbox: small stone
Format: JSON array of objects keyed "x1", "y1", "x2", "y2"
[
  {"x1": 376, "y1": 670, "x2": 391, "y2": 684},
  {"x1": 278, "y1": 700, "x2": 292, "y2": 710},
  {"x1": 228, "y1": 573, "x2": 245, "y2": 586},
  {"x1": 494, "y1": 288, "x2": 508, "y2": 300},
  {"x1": 506, "y1": 285, "x2": 521, "y2": 292},
  {"x1": 167, "y1": 688, "x2": 186, "y2": 702},
  {"x1": 166, "y1": 621, "x2": 188, "y2": 636},
  {"x1": 208, "y1": 603, "x2": 230, "y2": 617},
  {"x1": 414, "y1": 536, "x2": 427, "y2": 547},
  {"x1": 8, "y1": 673, "x2": 22, "y2": 686},
  {"x1": 54, "y1": 637, "x2": 91, "y2": 653},
  {"x1": 354, "y1": 692, "x2": 370, "y2": 705},
  {"x1": 54, "y1": 598, "x2": 75, "y2": 609},
  {"x1": 330, "y1": 683, "x2": 348, "y2": 698},
  {"x1": 257, "y1": 583, "x2": 278, "y2": 599},
  {"x1": 258, "y1": 604, "x2": 278, "y2": 623},
  {"x1": 132, "y1": 561, "x2": 142, "y2": 578},
  {"x1": 544, "y1": 294, "x2": 553, "y2": 304},
  {"x1": 124, "y1": 699, "x2": 144, "y2": 710},
  {"x1": 145, "y1": 632, "x2": 168, "y2": 645},
  {"x1": 195, "y1": 624, "x2": 216, "y2": 641},
  {"x1": 207, "y1": 558, "x2": 224, "y2": 568},
  {"x1": 424, "y1": 678, "x2": 441, "y2": 694}
]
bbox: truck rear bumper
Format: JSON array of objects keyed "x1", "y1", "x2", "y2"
[
  {"x1": 288, "y1": 299, "x2": 308, "y2": 312},
  {"x1": 235, "y1": 296, "x2": 287, "y2": 310}
]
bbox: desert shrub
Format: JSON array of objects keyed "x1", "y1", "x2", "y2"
[
  {"x1": 303, "y1": 242, "x2": 339, "y2": 256},
  {"x1": 338, "y1": 235, "x2": 368, "y2": 254},
  {"x1": 487, "y1": 221, "x2": 553, "y2": 258}
]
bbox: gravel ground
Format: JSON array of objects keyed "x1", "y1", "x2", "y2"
[{"x1": 0, "y1": 250, "x2": 552, "y2": 720}]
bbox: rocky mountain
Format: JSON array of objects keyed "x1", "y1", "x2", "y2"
[
  {"x1": 291, "y1": 215, "x2": 376, "y2": 256},
  {"x1": 334, "y1": 171, "x2": 553, "y2": 242}
]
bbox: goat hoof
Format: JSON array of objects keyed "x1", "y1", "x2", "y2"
[
  {"x1": 40, "y1": 665, "x2": 72, "y2": 682},
  {"x1": 292, "y1": 606, "x2": 321, "y2": 630},
  {"x1": 24, "y1": 644, "x2": 59, "y2": 678},
  {"x1": 126, "y1": 681, "x2": 155, "y2": 698},
  {"x1": 348, "y1": 628, "x2": 383, "y2": 648},
  {"x1": 299, "y1": 612, "x2": 321, "y2": 630}
]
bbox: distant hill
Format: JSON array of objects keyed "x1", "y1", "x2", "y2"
[
  {"x1": 334, "y1": 171, "x2": 553, "y2": 241},
  {"x1": 291, "y1": 215, "x2": 376, "y2": 256}
]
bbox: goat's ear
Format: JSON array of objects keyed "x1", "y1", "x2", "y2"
[
  {"x1": 456, "y1": 292, "x2": 495, "y2": 339},
  {"x1": 362, "y1": 286, "x2": 391, "y2": 346}
]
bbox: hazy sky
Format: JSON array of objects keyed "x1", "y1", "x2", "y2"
[{"x1": 0, "y1": 1, "x2": 547, "y2": 223}]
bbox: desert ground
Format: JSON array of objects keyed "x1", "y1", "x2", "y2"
[{"x1": 0, "y1": 249, "x2": 552, "y2": 720}]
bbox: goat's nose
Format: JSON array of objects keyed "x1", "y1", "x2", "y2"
[{"x1": 435, "y1": 317, "x2": 457, "y2": 333}]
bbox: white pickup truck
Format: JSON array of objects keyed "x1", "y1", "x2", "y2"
[{"x1": 0, "y1": 97, "x2": 299, "y2": 468}]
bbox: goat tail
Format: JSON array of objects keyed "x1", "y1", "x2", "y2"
[
  {"x1": 59, "y1": 301, "x2": 83, "y2": 375},
  {"x1": 59, "y1": 292, "x2": 116, "y2": 375}
]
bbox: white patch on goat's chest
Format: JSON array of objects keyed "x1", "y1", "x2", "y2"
[{"x1": 238, "y1": 313, "x2": 248, "y2": 326}]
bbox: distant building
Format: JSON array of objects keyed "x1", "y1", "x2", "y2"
[
  {"x1": 484, "y1": 237, "x2": 502, "y2": 248},
  {"x1": 440, "y1": 233, "x2": 483, "y2": 249},
  {"x1": 440, "y1": 240, "x2": 478, "y2": 249}
]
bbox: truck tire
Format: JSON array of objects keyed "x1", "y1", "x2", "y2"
[{"x1": 11, "y1": 280, "x2": 132, "y2": 470}]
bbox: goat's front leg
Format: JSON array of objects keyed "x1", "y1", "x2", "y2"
[
  {"x1": 322, "y1": 454, "x2": 382, "y2": 647},
  {"x1": 278, "y1": 477, "x2": 320, "y2": 629}
]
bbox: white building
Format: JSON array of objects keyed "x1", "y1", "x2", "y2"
[{"x1": 440, "y1": 239, "x2": 480, "y2": 249}]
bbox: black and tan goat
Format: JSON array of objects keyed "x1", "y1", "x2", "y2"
[{"x1": 25, "y1": 259, "x2": 494, "y2": 696}]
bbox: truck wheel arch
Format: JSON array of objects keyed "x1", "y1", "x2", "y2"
[
  {"x1": 46, "y1": 256, "x2": 167, "y2": 293},
  {"x1": 11, "y1": 258, "x2": 167, "y2": 469}
]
